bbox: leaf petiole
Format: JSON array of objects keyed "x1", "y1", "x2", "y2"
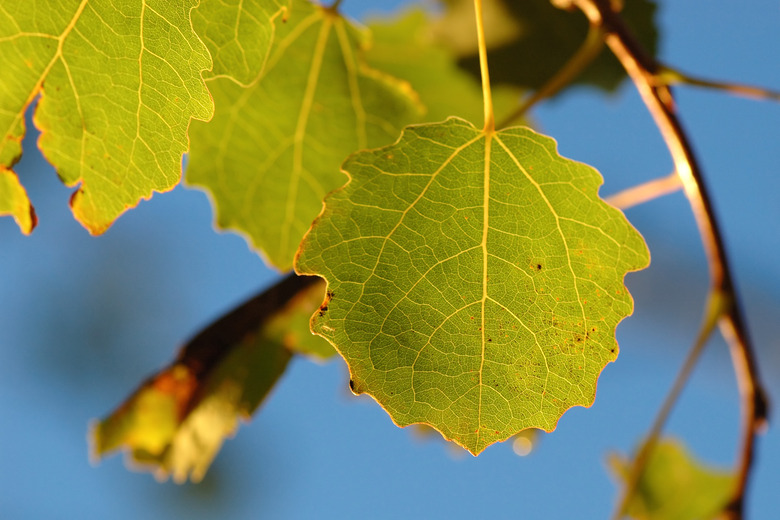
[{"x1": 473, "y1": 0, "x2": 494, "y2": 133}]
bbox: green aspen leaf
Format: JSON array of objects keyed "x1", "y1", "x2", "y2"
[
  {"x1": 0, "y1": 167, "x2": 36, "y2": 234},
  {"x1": 192, "y1": 0, "x2": 287, "y2": 85},
  {"x1": 365, "y1": 9, "x2": 523, "y2": 127},
  {"x1": 435, "y1": 0, "x2": 658, "y2": 92},
  {"x1": 295, "y1": 118, "x2": 649, "y2": 455},
  {"x1": 186, "y1": 0, "x2": 422, "y2": 271},
  {"x1": 92, "y1": 274, "x2": 331, "y2": 483},
  {"x1": 0, "y1": 0, "x2": 213, "y2": 233},
  {"x1": 609, "y1": 438, "x2": 736, "y2": 520}
]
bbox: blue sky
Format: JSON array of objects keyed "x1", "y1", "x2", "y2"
[{"x1": 1, "y1": 1, "x2": 778, "y2": 518}]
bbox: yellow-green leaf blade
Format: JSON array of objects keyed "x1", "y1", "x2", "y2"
[
  {"x1": 186, "y1": 0, "x2": 422, "y2": 270},
  {"x1": 92, "y1": 274, "x2": 331, "y2": 483},
  {"x1": 0, "y1": 0, "x2": 214, "y2": 233},
  {"x1": 609, "y1": 439, "x2": 736, "y2": 520},
  {"x1": 295, "y1": 118, "x2": 649, "y2": 455}
]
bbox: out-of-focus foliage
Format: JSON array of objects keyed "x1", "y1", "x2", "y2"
[
  {"x1": 187, "y1": 0, "x2": 422, "y2": 270},
  {"x1": 609, "y1": 438, "x2": 736, "y2": 520},
  {"x1": 93, "y1": 275, "x2": 330, "y2": 482},
  {"x1": 365, "y1": 9, "x2": 524, "y2": 126},
  {"x1": 434, "y1": 0, "x2": 658, "y2": 92}
]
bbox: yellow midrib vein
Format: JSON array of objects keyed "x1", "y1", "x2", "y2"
[
  {"x1": 333, "y1": 19, "x2": 367, "y2": 150},
  {"x1": 477, "y1": 130, "x2": 492, "y2": 449},
  {"x1": 279, "y1": 16, "x2": 332, "y2": 259}
]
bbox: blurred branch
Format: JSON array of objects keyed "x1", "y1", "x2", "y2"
[
  {"x1": 658, "y1": 66, "x2": 780, "y2": 103},
  {"x1": 555, "y1": 0, "x2": 770, "y2": 518},
  {"x1": 604, "y1": 171, "x2": 681, "y2": 210},
  {"x1": 176, "y1": 273, "x2": 322, "y2": 389}
]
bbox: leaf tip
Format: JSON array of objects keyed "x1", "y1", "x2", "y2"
[{"x1": 0, "y1": 167, "x2": 37, "y2": 234}]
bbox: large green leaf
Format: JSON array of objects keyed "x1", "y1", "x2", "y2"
[
  {"x1": 0, "y1": 0, "x2": 214, "y2": 233},
  {"x1": 92, "y1": 274, "x2": 331, "y2": 483},
  {"x1": 186, "y1": 0, "x2": 422, "y2": 270},
  {"x1": 609, "y1": 438, "x2": 736, "y2": 520},
  {"x1": 296, "y1": 118, "x2": 649, "y2": 454},
  {"x1": 192, "y1": 0, "x2": 287, "y2": 85},
  {"x1": 435, "y1": 0, "x2": 658, "y2": 92}
]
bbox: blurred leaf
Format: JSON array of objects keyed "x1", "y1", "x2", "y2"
[
  {"x1": 434, "y1": 0, "x2": 658, "y2": 92},
  {"x1": 0, "y1": 167, "x2": 36, "y2": 234},
  {"x1": 366, "y1": 8, "x2": 524, "y2": 126},
  {"x1": 609, "y1": 438, "x2": 736, "y2": 520},
  {"x1": 296, "y1": 117, "x2": 649, "y2": 454},
  {"x1": 0, "y1": 0, "x2": 213, "y2": 232},
  {"x1": 92, "y1": 274, "x2": 331, "y2": 483},
  {"x1": 192, "y1": 0, "x2": 287, "y2": 85},
  {"x1": 186, "y1": 0, "x2": 422, "y2": 270}
]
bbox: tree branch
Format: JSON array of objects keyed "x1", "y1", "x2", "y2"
[
  {"x1": 558, "y1": 0, "x2": 769, "y2": 517},
  {"x1": 658, "y1": 66, "x2": 780, "y2": 103},
  {"x1": 604, "y1": 171, "x2": 681, "y2": 210}
]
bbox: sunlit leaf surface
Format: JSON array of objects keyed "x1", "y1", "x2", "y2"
[
  {"x1": 92, "y1": 274, "x2": 331, "y2": 483},
  {"x1": 609, "y1": 438, "x2": 736, "y2": 520},
  {"x1": 0, "y1": 0, "x2": 214, "y2": 232},
  {"x1": 187, "y1": 0, "x2": 421, "y2": 270},
  {"x1": 296, "y1": 117, "x2": 649, "y2": 454}
]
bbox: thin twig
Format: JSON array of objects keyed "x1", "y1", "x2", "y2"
[
  {"x1": 497, "y1": 24, "x2": 605, "y2": 129},
  {"x1": 560, "y1": 0, "x2": 769, "y2": 517},
  {"x1": 658, "y1": 66, "x2": 780, "y2": 103},
  {"x1": 604, "y1": 171, "x2": 681, "y2": 210}
]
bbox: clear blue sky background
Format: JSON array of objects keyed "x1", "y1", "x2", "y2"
[{"x1": 1, "y1": 1, "x2": 778, "y2": 518}]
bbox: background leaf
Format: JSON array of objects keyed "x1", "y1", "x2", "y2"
[
  {"x1": 92, "y1": 274, "x2": 331, "y2": 483},
  {"x1": 609, "y1": 438, "x2": 736, "y2": 520},
  {"x1": 296, "y1": 117, "x2": 649, "y2": 454},
  {"x1": 192, "y1": 0, "x2": 287, "y2": 85},
  {"x1": 434, "y1": 0, "x2": 658, "y2": 92},
  {"x1": 186, "y1": 0, "x2": 422, "y2": 270},
  {"x1": 365, "y1": 8, "x2": 524, "y2": 126},
  {"x1": 0, "y1": 0, "x2": 214, "y2": 233}
]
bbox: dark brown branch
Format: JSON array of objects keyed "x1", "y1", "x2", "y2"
[
  {"x1": 558, "y1": 0, "x2": 769, "y2": 517},
  {"x1": 176, "y1": 273, "x2": 321, "y2": 389}
]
